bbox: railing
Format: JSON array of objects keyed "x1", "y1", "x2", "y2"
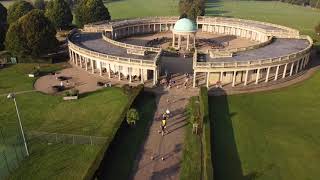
[
  {"x1": 197, "y1": 16, "x2": 299, "y2": 35},
  {"x1": 68, "y1": 40, "x2": 157, "y2": 67},
  {"x1": 194, "y1": 35, "x2": 312, "y2": 69},
  {"x1": 102, "y1": 34, "x2": 161, "y2": 52}
]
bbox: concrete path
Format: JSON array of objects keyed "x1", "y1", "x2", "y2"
[{"x1": 132, "y1": 76, "x2": 198, "y2": 180}]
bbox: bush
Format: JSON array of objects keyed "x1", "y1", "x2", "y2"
[
  {"x1": 65, "y1": 89, "x2": 79, "y2": 96},
  {"x1": 126, "y1": 108, "x2": 139, "y2": 125},
  {"x1": 199, "y1": 86, "x2": 214, "y2": 180}
]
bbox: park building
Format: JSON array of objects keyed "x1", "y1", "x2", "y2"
[{"x1": 67, "y1": 16, "x2": 312, "y2": 89}]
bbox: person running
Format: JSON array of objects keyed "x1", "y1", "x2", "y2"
[{"x1": 160, "y1": 119, "x2": 167, "y2": 136}]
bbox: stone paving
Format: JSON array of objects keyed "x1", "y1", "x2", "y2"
[{"x1": 132, "y1": 75, "x2": 198, "y2": 180}]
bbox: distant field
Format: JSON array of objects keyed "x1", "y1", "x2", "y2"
[
  {"x1": 105, "y1": 0, "x2": 179, "y2": 19},
  {"x1": 206, "y1": 0, "x2": 320, "y2": 39}
]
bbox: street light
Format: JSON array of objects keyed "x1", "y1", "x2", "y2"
[{"x1": 7, "y1": 93, "x2": 29, "y2": 156}]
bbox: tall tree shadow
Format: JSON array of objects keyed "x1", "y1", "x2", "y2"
[{"x1": 209, "y1": 88, "x2": 260, "y2": 180}]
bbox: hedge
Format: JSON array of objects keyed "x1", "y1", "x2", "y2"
[
  {"x1": 180, "y1": 97, "x2": 202, "y2": 180},
  {"x1": 83, "y1": 85, "x2": 144, "y2": 180},
  {"x1": 199, "y1": 87, "x2": 214, "y2": 180}
]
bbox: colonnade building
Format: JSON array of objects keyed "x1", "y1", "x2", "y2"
[{"x1": 68, "y1": 16, "x2": 312, "y2": 88}]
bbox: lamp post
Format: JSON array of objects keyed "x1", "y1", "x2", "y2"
[{"x1": 7, "y1": 93, "x2": 29, "y2": 156}]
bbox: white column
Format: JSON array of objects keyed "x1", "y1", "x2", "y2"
[
  {"x1": 244, "y1": 70, "x2": 249, "y2": 86},
  {"x1": 274, "y1": 65, "x2": 280, "y2": 80},
  {"x1": 265, "y1": 67, "x2": 271, "y2": 82},
  {"x1": 99, "y1": 61, "x2": 102, "y2": 76},
  {"x1": 118, "y1": 66, "x2": 121, "y2": 80},
  {"x1": 108, "y1": 64, "x2": 111, "y2": 78},
  {"x1": 91, "y1": 59, "x2": 94, "y2": 74},
  {"x1": 289, "y1": 62, "x2": 294, "y2": 76},
  {"x1": 220, "y1": 71, "x2": 223, "y2": 82},
  {"x1": 295, "y1": 60, "x2": 300, "y2": 74},
  {"x1": 255, "y1": 68, "x2": 260, "y2": 84},
  {"x1": 129, "y1": 67, "x2": 132, "y2": 83},
  {"x1": 178, "y1": 35, "x2": 181, "y2": 49},
  {"x1": 193, "y1": 34, "x2": 196, "y2": 48},
  {"x1": 85, "y1": 58, "x2": 88, "y2": 71},
  {"x1": 206, "y1": 72, "x2": 210, "y2": 88},
  {"x1": 299, "y1": 58, "x2": 304, "y2": 71},
  {"x1": 172, "y1": 33, "x2": 175, "y2": 47},
  {"x1": 187, "y1": 35, "x2": 190, "y2": 50},
  {"x1": 140, "y1": 69, "x2": 144, "y2": 84},
  {"x1": 193, "y1": 71, "x2": 196, "y2": 87},
  {"x1": 232, "y1": 71, "x2": 236, "y2": 87},
  {"x1": 282, "y1": 63, "x2": 288, "y2": 78},
  {"x1": 153, "y1": 69, "x2": 157, "y2": 85}
]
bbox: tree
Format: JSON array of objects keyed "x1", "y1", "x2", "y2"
[
  {"x1": 0, "y1": 3, "x2": 7, "y2": 50},
  {"x1": 179, "y1": 0, "x2": 205, "y2": 21},
  {"x1": 34, "y1": 0, "x2": 46, "y2": 10},
  {"x1": 126, "y1": 108, "x2": 139, "y2": 125},
  {"x1": 0, "y1": 3, "x2": 7, "y2": 24},
  {"x1": 7, "y1": 1, "x2": 34, "y2": 24},
  {"x1": 5, "y1": 10, "x2": 58, "y2": 57},
  {"x1": 75, "y1": 0, "x2": 111, "y2": 27},
  {"x1": 45, "y1": 0, "x2": 73, "y2": 29}
]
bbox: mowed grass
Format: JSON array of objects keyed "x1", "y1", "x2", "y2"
[
  {"x1": 105, "y1": 0, "x2": 179, "y2": 19},
  {"x1": 210, "y1": 71, "x2": 320, "y2": 180},
  {"x1": 0, "y1": 64, "x2": 131, "y2": 179},
  {"x1": 207, "y1": 1, "x2": 320, "y2": 179},
  {"x1": 206, "y1": 0, "x2": 320, "y2": 40}
]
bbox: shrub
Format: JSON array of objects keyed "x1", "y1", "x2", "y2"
[
  {"x1": 126, "y1": 108, "x2": 139, "y2": 125},
  {"x1": 65, "y1": 89, "x2": 79, "y2": 96}
]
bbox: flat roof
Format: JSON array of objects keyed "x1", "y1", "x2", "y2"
[
  {"x1": 70, "y1": 33, "x2": 157, "y2": 61},
  {"x1": 206, "y1": 38, "x2": 310, "y2": 62}
]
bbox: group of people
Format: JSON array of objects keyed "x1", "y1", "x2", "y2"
[{"x1": 160, "y1": 72, "x2": 190, "y2": 89}]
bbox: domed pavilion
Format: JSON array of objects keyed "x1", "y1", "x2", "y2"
[{"x1": 172, "y1": 18, "x2": 197, "y2": 50}]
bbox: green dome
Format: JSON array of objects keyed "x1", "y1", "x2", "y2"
[{"x1": 173, "y1": 18, "x2": 197, "y2": 32}]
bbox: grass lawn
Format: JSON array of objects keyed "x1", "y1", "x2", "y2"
[
  {"x1": 206, "y1": 0, "x2": 320, "y2": 40},
  {"x1": 210, "y1": 68, "x2": 320, "y2": 180},
  {"x1": 0, "y1": 64, "x2": 132, "y2": 179},
  {"x1": 96, "y1": 92, "x2": 156, "y2": 180},
  {"x1": 208, "y1": 1, "x2": 320, "y2": 179},
  {"x1": 105, "y1": 0, "x2": 179, "y2": 19},
  {"x1": 180, "y1": 97, "x2": 202, "y2": 180}
]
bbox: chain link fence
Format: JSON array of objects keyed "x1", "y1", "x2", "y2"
[
  {"x1": 0, "y1": 127, "x2": 27, "y2": 179},
  {"x1": 26, "y1": 131, "x2": 108, "y2": 145}
]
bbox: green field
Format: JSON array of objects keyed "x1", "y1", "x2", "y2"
[
  {"x1": 106, "y1": 0, "x2": 179, "y2": 19},
  {"x1": 207, "y1": 1, "x2": 320, "y2": 180},
  {"x1": 0, "y1": 64, "x2": 131, "y2": 179},
  {"x1": 206, "y1": 0, "x2": 320, "y2": 40}
]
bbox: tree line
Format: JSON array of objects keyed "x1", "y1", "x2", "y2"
[
  {"x1": 0, "y1": 0, "x2": 111, "y2": 60},
  {"x1": 179, "y1": 0, "x2": 205, "y2": 20}
]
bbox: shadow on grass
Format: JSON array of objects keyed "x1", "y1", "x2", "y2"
[
  {"x1": 94, "y1": 91, "x2": 157, "y2": 180},
  {"x1": 209, "y1": 88, "x2": 260, "y2": 180}
]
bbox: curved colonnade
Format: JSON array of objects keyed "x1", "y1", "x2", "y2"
[{"x1": 68, "y1": 16, "x2": 313, "y2": 88}]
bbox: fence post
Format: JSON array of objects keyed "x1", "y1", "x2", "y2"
[{"x1": 90, "y1": 136, "x2": 93, "y2": 145}]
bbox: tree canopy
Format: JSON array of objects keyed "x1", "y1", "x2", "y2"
[
  {"x1": 75, "y1": 0, "x2": 111, "y2": 27},
  {"x1": 179, "y1": 0, "x2": 205, "y2": 21},
  {"x1": 5, "y1": 10, "x2": 58, "y2": 57},
  {"x1": 7, "y1": 1, "x2": 34, "y2": 24},
  {"x1": 0, "y1": 3, "x2": 7, "y2": 24},
  {"x1": 34, "y1": 0, "x2": 46, "y2": 10},
  {"x1": 45, "y1": 0, "x2": 73, "y2": 29}
]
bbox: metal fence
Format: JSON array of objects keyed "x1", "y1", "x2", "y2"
[
  {"x1": 26, "y1": 131, "x2": 108, "y2": 145},
  {"x1": 0, "y1": 127, "x2": 27, "y2": 179}
]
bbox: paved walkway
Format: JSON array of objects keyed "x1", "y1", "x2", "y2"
[{"x1": 132, "y1": 76, "x2": 198, "y2": 180}]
